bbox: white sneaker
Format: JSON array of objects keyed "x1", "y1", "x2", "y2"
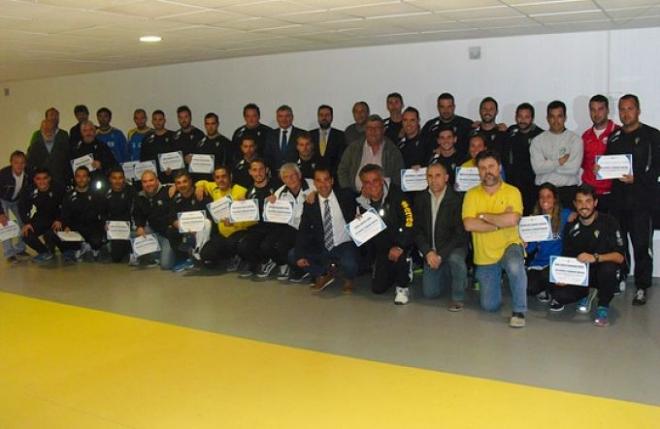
[
  {"x1": 256, "y1": 260, "x2": 277, "y2": 279},
  {"x1": 226, "y1": 255, "x2": 241, "y2": 272},
  {"x1": 75, "y1": 242, "x2": 92, "y2": 260},
  {"x1": 276, "y1": 265, "x2": 290, "y2": 281},
  {"x1": 394, "y1": 286, "x2": 410, "y2": 305},
  {"x1": 128, "y1": 253, "x2": 139, "y2": 266}
]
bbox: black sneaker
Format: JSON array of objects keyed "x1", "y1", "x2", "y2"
[
  {"x1": 536, "y1": 290, "x2": 551, "y2": 303},
  {"x1": 288, "y1": 271, "x2": 311, "y2": 284},
  {"x1": 549, "y1": 299, "x2": 565, "y2": 312},
  {"x1": 632, "y1": 289, "x2": 647, "y2": 306}
]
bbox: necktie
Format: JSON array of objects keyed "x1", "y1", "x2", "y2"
[
  {"x1": 281, "y1": 129, "x2": 288, "y2": 152},
  {"x1": 323, "y1": 199, "x2": 334, "y2": 251},
  {"x1": 319, "y1": 130, "x2": 328, "y2": 156}
]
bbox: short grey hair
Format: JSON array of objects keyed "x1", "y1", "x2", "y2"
[{"x1": 279, "y1": 162, "x2": 301, "y2": 180}]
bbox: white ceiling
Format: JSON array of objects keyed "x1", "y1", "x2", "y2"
[{"x1": 2, "y1": 0, "x2": 660, "y2": 82}]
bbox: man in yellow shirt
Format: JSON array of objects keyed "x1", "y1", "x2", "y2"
[
  {"x1": 462, "y1": 150, "x2": 527, "y2": 328},
  {"x1": 195, "y1": 166, "x2": 248, "y2": 271}
]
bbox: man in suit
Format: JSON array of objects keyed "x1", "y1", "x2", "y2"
[
  {"x1": 264, "y1": 105, "x2": 306, "y2": 171},
  {"x1": 413, "y1": 163, "x2": 468, "y2": 311},
  {"x1": 310, "y1": 105, "x2": 346, "y2": 179},
  {"x1": 290, "y1": 166, "x2": 359, "y2": 292}
]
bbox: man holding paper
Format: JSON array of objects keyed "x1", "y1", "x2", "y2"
[
  {"x1": 70, "y1": 121, "x2": 118, "y2": 191},
  {"x1": 291, "y1": 166, "x2": 358, "y2": 292},
  {"x1": 427, "y1": 126, "x2": 465, "y2": 186},
  {"x1": 462, "y1": 150, "x2": 528, "y2": 328},
  {"x1": 167, "y1": 171, "x2": 213, "y2": 273},
  {"x1": 100, "y1": 167, "x2": 135, "y2": 264},
  {"x1": 185, "y1": 112, "x2": 232, "y2": 183},
  {"x1": 53, "y1": 166, "x2": 105, "y2": 262},
  {"x1": 196, "y1": 166, "x2": 248, "y2": 271},
  {"x1": 356, "y1": 164, "x2": 414, "y2": 304},
  {"x1": 550, "y1": 185, "x2": 625, "y2": 327},
  {"x1": 605, "y1": 94, "x2": 660, "y2": 306},
  {"x1": 139, "y1": 110, "x2": 177, "y2": 184},
  {"x1": 0, "y1": 150, "x2": 29, "y2": 263},
  {"x1": 133, "y1": 170, "x2": 175, "y2": 270},
  {"x1": 413, "y1": 163, "x2": 468, "y2": 311}
]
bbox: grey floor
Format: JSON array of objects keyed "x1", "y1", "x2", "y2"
[{"x1": 2, "y1": 257, "x2": 659, "y2": 406}]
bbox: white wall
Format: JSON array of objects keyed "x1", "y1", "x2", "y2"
[{"x1": 1, "y1": 27, "x2": 659, "y2": 161}]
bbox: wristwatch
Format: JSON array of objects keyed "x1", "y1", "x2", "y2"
[{"x1": 594, "y1": 253, "x2": 600, "y2": 263}]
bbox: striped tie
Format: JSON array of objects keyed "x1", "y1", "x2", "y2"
[{"x1": 323, "y1": 199, "x2": 334, "y2": 250}]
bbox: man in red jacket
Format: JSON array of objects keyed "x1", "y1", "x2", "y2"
[{"x1": 581, "y1": 94, "x2": 620, "y2": 213}]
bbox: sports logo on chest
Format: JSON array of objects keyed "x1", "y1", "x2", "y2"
[{"x1": 594, "y1": 230, "x2": 599, "y2": 238}]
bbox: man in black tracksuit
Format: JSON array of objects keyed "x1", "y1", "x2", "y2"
[
  {"x1": 185, "y1": 112, "x2": 233, "y2": 183},
  {"x1": 420, "y1": 93, "x2": 473, "y2": 160},
  {"x1": 502, "y1": 103, "x2": 544, "y2": 215},
  {"x1": 605, "y1": 94, "x2": 660, "y2": 305},
  {"x1": 133, "y1": 170, "x2": 174, "y2": 270},
  {"x1": 426, "y1": 126, "x2": 466, "y2": 186},
  {"x1": 101, "y1": 167, "x2": 134, "y2": 263},
  {"x1": 54, "y1": 166, "x2": 105, "y2": 261},
  {"x1": 231, "y1": 103, "x2": 272, "y2": 160},
  {"x1": 140, "y1": 110, "x2": 178, "y2": 184},
  {"x1": 285, "y1": 132, "x2": 320, "y2": 180},
  {"x1": 18, "y1": 168, "x2": 64, "y2": 261},
  {"x1": 70, "y1": 121, "x2": 118, "y2": 191},
  {"x1": 356, "y1": 164, "x2": 414, "y2": 305},
  {"x1": 397, "y1": 107, "x2": 425, "y2": 169},
  {"x1": 172, "y1": 105, "x2": 205, "y2": 157}
]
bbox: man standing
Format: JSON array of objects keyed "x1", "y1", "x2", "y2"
[
  {"x1": 30, "y1": 108, "x2": 68, "y2": 146},
  {"x1": 605, "y1": 94, "x2": 659, "y2": 306},
  {"x1": 27, "y1": 118, "x2": 71, "y2": 189},
  {"x1": 173, "y1": 105, "x2": 205, "y2": 157},
  {"x1": 580, "y1": 95, "x2": 619, "y2": 213},
  {"x1": 310, "y1": 105, "x2": 345, "y2": 178},
  {"x1": 140, "y1": 110, "x2": 176, "y2": 184},
  {"x1": 0, "y1": 151, "x2": 29, "y2": 262},
  {"x1": 69, "y1": 105, "x2": 89, "y2": 145},
  {"x1": 127, "y1": 109, "x2": 152, "y2": 162},
  {"x1": 232, "y1": 136, "x2": 259, "y2": 190},
  {"x1": 291, "y1": 166, "x2": 358, "y2": 292},
  {"x1": 287, "y1": 133, "x2": 320, "y2": 180},
  {"x1": 231, "y1": 103, "x2": 272, "y2": 158},
  {"x1": 414, "y1": 163, "x2": 468, "y2": 311},
  {"x1": 264, "y1": 105, "x2": 306, "y2": 171},
  {"x1": 472, "y1": 97, "x2": 507, "y2": 156},
  {"x1": 427, "y1": 126, "x2": 465, "y2": 185},
  {"x1": 96, "y1": 107, "x2": 128, "y2": 164},
  {"x1": 463, "y1": 150, "x2": 527, "y2": 328},
  {"x1": 357, "y1": 164, "x2": 414, "y2": 304},
  {"x1": 397, "y1": 107, "x2": 425, "y2": 169},
  {"x1": 185, "y1": 112, "x2": 232, "y2": 182},
  {"x1": 530, "y1": 100, "x2": 583, "y2": 207},
  {"x1": 503, "y1": 103, "x2": 544, "y2": 215},
  {"x1": 384, "y1": 92, "x2": 404, "y2": 143},
  {"x1": 70, "y1": 121, "x2": 118, "y2": 185},
  {"x1": 421, "y1": 93, "x2": 473, "y2": 159},
  {"x1": 337, "y1": 115, "x2": 404, "y2": 192},
  {"x1": 344, "y1": 101, "x2": 370, "y2": 146},
  {"x1": 101, "y1": 167, "x2": 134, "y2": 264}
]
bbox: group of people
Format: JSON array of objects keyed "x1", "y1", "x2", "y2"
[{"x1": 1, "y1": 92, "x2": 658, "y2": 329}]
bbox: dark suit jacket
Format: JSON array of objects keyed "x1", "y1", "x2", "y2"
[
  {"x1": 310, "y1": 127, "x2": 346, "y2": 177},
  {"x1": 0, "y1": 166, "x2": 30, "y2": 205},
  {"x1": 27, "y1": 129, "x2": 71, "y2": 188},
  {"x1": 263, "y1": 126, "x2": 306, "y2": 170},
  {"x1": 295, "y1": 188, "x2": 356, "y2": 255},
  {"x1": 413, "y1": 187, "x2": 467, "y2": 260}
]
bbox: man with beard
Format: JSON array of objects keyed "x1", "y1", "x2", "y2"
[
  {"x1": 70, "y1": 120, "x2": 118, "y2": 191},
  {"x1": 101, "y1": 167, "x2": 135, "y2": 264},
  {"x1": 232, "y1": 136, "x2": 259, "y2": 190},
  {"x1": 580, "y1": 95, "x2": 619, "y2": 213},
  {"x1": 140, "y1": 110, "x2": 177, "y2": 184},
  {"x1": 605, "y1": 94, "x2": 659, "y2": 306},
  {"x1": 286, "y1": 133, "x2": 320, "y2": 180},
  {"x1": 310, "y1": 105, "x2": 345, "y2": 178},
  {"x1": 421, "y1": 93, "x2": 473, "y2": 159},
  {"x1": 503, "y1": 103, "x2": 544, "y2": 215},
  {"x1": 96, "y1": 107, "x2": 128, "y2": 163},
  {"x1": 550, "y1": 185, "x2": 625, "y2": 327},
  {"x1": 173, "y1": 105, "x2": 205, "y2": 157},
  {"x1": 345, "y1": 101, "x2": 370, "y2": 146},
  {"x1": 471, "y1": 97, "x2": 507, "y2": 156},
  {"x1": 231, "y1": 103, "x2": 272, "y2": 159},
  {"x1": 127, "y1": 108, "x2": 152, "y2": 162},
  {"x1": 384, "y1": 92, "x2": 404, "y2": 143},
  {"x1": 185, "y1": 112, "x2": 232, "y2": 182},
  {"x1": 427, "y1": 126, "x2": 465, "y2": 185},
  {"x1": 397, "y1": 107, "x2": 425, "y2": 169},
  {"x1": 69, "y1": 105, "x2": 89, "y2": 146},
  {"x1": 462, "y1": 150, "x2": 527, "y2": 328}
]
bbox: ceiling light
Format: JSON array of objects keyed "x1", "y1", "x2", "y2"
[{"x1": 139, "y1": 35, "x2": 162, "y2": 43}]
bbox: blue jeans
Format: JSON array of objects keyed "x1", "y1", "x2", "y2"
[
  {"x1": 1, "y1": 199, "x2": 25, "y2": 259},
  {"x1": 422, "y1": 247, "x2": 468, "y2": 302},
  {"x1": 475, "y1": 244, "x2": 527, "y2": 313},
  {"x1": 289, "y1": 242, "x2": 359, "y2": 279},
  {"x1": 139, "y1": 228, "x2": 175, "y2": 270}
]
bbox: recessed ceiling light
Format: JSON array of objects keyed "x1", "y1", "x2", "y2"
[{"x1": 139, "y1": 35, "x2": 162, "y2": 43}]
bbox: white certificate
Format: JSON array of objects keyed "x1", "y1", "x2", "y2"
[
  {"x1": 132, "y1": 234, "x2": 161, "y2": 256},
  {"x1": 455, "y1": 167, "x2": 480, "y2": 192},
  {"x1": 133, "y1": 161, "x2": 158, "y2": 181},
  {"x1": 158, "y1": 151, "x2": 184, "y2": 171},
  {"x1": 57, "y1": 231, "x2": 84, "y2": 242},
  {"x1": 596, "y1": 154, "x2": 632, "y2": 180},
  {"x1": 188, "y1": 154, "x2": 215, "y2": 174},
  {"x1": 519, "y1": 215, "x2": 553, "y2": 242},
  {"x1": 177, "y1": 210, "x2": 207, "y2": 233},
  {"x1": 229, "y1": 199, "x2": 260, "y2": 223},
  {"x1": 0, "y1": 221, "x2": 20, "y2": 241},
  {"x1": 121, "y1": 161, "x2": 138, "y2": 181},
  {"x1": 400, "y1": 168, "x2": 428, "y2": 192},
  {"x1": 71, "y1": 154, "x2": 95, "y2": 173},
  {"x1": 263, "y1": 200, "x2": 294, "y2": 224},
  {"x1": 549, "y1": 256, "x2": 590, "y2": 287},
  {"x1": 207, "y1": 197, "x2": 231, "y2": 223},
  {"x1": 106, "y1": 221, "x2": 131, "y2": 240},
  {"x1": 346, "y1": 208, "x2": 387, "y2": 247}
]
